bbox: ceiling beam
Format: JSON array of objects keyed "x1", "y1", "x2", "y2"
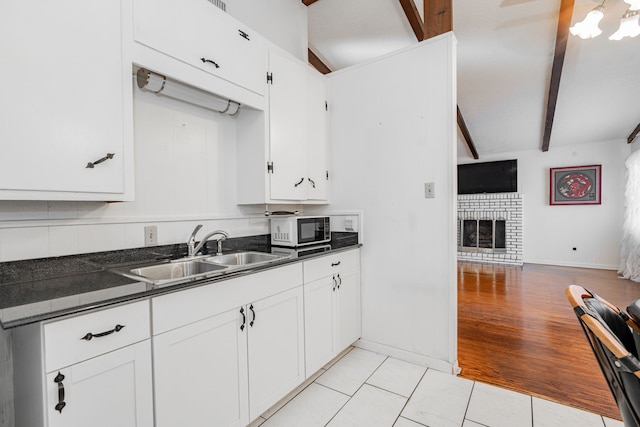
[
  {"x1": 398, "y1": 0, "x2": 425, "y2": 41},
  {"x1": 425, "y1": 0, "x2": 453, "y2": 39},
  {"x1": 457, "y1": 106, "x2": 479, "y2": 160},
  {"x1": 301, "y1": 0, "x2": 320, "y2": 6},
  {"x1": 308, "y1": 49, "x2": 332, "y2": 74},
  {"x1": 542, "y1": 0, "x2": 574, "y2": 152},
  {"x1": 628, "y1": 122, "x2": 640, "y2": 144}
]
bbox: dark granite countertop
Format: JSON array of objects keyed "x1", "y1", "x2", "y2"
[{"x1": 0, "y1": 233, "x2": 360, "y2": 329}]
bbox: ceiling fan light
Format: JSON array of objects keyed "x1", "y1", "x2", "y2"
[
  {"x1": 623, "y1": 0, "x2": 640, "y2": 11},
  {"x1": 569, "y1": 6, "x2": 604, "y2": 39},
  {"x1": 609, "y1": 10, "x2": 640, "y2": 40}
]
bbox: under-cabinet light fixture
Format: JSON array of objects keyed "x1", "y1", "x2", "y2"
[
  {"x1": 570, "y1": 0, "x2": 640, "y2": 40},
  {"x1": 135, "y1": 68, "x2": 241, "y2": 116}
]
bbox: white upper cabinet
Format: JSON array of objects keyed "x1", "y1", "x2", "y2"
[
  {"x1": 267, "y1": 51, "x2": 309, "y2": 201},
  {"x1": 306, "y1": 69, "x2": 330, "y2": 201},
  {"x1": 236, "y1": 49, "x2": 329, "y2": 205},
  {"x1": 133, "y1": 0, "x2": 267, "y2": 108},
  {"x1": 0, "y1": 0, "x2": 134, "y2": 201}
]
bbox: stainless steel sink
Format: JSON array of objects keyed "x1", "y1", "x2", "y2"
[
  {"x1": 113, "y1": 251, "x2": 288, "y2": 287},
  {"x1": 203, "y1": 251, "x2": 287, "y2": 268},
  {"x1": 125, "y1": 259, "x2": 227, "y2": 286}
]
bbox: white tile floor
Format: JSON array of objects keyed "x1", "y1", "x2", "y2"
[{"x1": 249, "y1": 347, "x2": 626, "y2": 427}]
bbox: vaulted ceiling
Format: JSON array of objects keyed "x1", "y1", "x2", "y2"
[{"x1": 304, "y1": 0, "x2": 640, "y2": 159}]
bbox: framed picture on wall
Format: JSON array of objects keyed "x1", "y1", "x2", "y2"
[{"x1": 550, "y1": 165, "x2": 601, "y2": 205}]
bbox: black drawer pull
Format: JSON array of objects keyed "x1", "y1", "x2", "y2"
[
  {"x1": 249, "y1": 304, "x2": 256, "y2": 327},
  {"x1": 331, "y1": 261, "x2": 341, "y2": 267},
  {"x1": 308, "y1": 177, "x2": 316, "y2": 188},
  {"x1": 86, "y1": 153, "x2": 115, "y2": 169},
  {"x1": 238, "y1": 29, "x2": 250, "y2": 40},
  {"x1": 54, "y1": 372, "x2": 66, "y2": 413},
  {"x1": 81, "y1": 324, "x2": 125, "y2": 341},
  {"x1": 200, "y1": 57, "x2": 220, "y2": 69},
  {"x1": 294, "y1": 177, "x2": 305, "y2": 187}
]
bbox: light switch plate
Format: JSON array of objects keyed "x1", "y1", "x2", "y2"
[
  {"x1": 144, "y1": 225, "x2": 158, "y2": 246},
  {"x1": 425, "y1": 182, "x2": 435, "y2": 199}
]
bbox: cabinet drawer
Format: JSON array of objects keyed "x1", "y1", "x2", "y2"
[
  {"x1": 152, "y1": 263, "x2": 303, "y2": 335},
  {"x1": 303, "y1": 249, "x2": 360, "y2": 284},
  {"x1": 134, "y1": 0, "x2": 267, "y2": 96},
  {"x1": 43, "y1": 300, "x2": 150, "y2": 372}
]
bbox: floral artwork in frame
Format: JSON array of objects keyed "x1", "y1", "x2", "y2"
[{"x1": 550, "y1": 165, "x2": 601, "y2": 205}]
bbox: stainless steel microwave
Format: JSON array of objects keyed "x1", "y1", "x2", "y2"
[{"x1": 270, "y1": 216, "x2": 331, "y2": 247}]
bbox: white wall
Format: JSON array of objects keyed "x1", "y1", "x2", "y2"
[
  {"x1": 225, "y1": 0, "x2": 308, "y2": 62},
  {"x1": 458, "y1": 139, "x2": 632, "y2": 269},
  {"x1": 319, "y1": 35, "x2": 458, "y2": 371}
]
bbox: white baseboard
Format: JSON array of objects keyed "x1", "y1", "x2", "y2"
[
  {"x1": 524, "y1": 259, "x2": 618, "y2": 271},
  {"x1": 354, "y1": 339, "x2": 458, "y2": 374}
]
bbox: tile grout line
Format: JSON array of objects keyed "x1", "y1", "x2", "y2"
[{"x1": 390, "y1": 366, "x2": 431, "y2": 427}]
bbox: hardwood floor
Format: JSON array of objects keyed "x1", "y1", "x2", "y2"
[{"x1": 457, "y1": 261, "x2": 640, "y2": 420}]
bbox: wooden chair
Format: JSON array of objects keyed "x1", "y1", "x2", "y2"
[{"x1": 566, "y1": 285, "x2": 640, "y2": 427}]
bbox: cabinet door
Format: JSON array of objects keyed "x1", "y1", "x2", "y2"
[
  {"x1": 247, "y1": 286, "x2": 305, "y2": 419},
  {"x1": 304, "y1": 275, "x2": 335, "y2": 377},
  {"x1": 46, "y1": 340, "x2": 153, "y2": 427},
  {"x1": 306, "y1": 70, "x2": 329, "y2": 201},
  {"x1": 268, "y1": 51, "x2": 309, "y2": 201},
  {"x1": 336, "y1": 268, "x2": 362, "y2": 352},
  {"x1": 153, "y1": 308, "x2": 249, "y2": 427},
  {"x1": 134, "y1": 0, "x2": 265, "y2": 95},
  {"x1": 0, "y1": 0, "x2": 130, "y2": 196}
]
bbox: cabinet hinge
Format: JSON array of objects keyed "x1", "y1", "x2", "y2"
[
  {"x1": 267, "y1": 72, "x2": 273, "y2": 84},
  {"x1": 238, "y1": 29, "x2": 250, "y2": 41},
  {"x1": 267, "y1": 161, "x2": 274, "y2": 173}
]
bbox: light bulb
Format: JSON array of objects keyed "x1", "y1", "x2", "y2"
[
  {"x1": 570, "y1": 6, "x2": 605, "y2": 39},
  {"x1": 609, "y1": 10, "x2": 640, "y2": 40}
]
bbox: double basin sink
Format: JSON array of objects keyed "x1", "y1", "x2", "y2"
[{"x1": 117, "y1": 251, "x2": 289, "y2": 287}]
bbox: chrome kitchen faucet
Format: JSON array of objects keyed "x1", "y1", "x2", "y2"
[{"x1": 187, "y1": 225, "x2": 229, "y2": 257}]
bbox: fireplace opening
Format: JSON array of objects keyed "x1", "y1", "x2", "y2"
[{"x1": 460, "y1": 219, "x2": 506, "y2": 252}]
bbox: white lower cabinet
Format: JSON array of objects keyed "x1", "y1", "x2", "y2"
[
  {"x1": 247, "y1": 287, "x2": 305, "y2": 419},
  {"x1": 11, "y1": 254, "x2": 358, "y2": 427},
  {"x1": 151, "y1": 263, "x2": 305, "y2": 426},
  {"x1": 13, "y1": 300, "x2": 153, "y2": 427},
  {"x1": 153, "y1": 308, "x2": 249, "y2": 427},
  {"x1": 303, "y1": 249, "x2": 361, "y2": 377},
  {"x1": 46, "y1": 341, "x2": 153, "y2": 427}
]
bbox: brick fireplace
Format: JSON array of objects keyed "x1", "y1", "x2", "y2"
[{"x1": 457, "y1": 193, "x2": 523, "y2": 266}]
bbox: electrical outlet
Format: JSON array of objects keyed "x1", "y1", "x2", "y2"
[
  {"x1": 144, "y1": 225, "x2": 158, "y2": 246},
  {"x1": 425, "y1": 182, "x2": 435, "y2": 199},
  {"x1": 344, "y1": 216, "x2": 359, "y2": 232}
]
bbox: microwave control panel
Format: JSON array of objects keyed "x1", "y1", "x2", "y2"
[{"x1": 271, "y1": 221, "x2": 293, "y2": 243}]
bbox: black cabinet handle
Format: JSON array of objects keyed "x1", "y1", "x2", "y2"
[
  {"x1": 240, "y1": 307, "x2": 246, "y2": 331},
  {"x1": 200, "y1": 57, "x2": 220, "y2": 69},
  {"x1": 54, "y1": 372, "x2": 66, "y2": 413},
  {"x1": 308, "y1": 178, "x2": 316, "y2": 188},
  {"x1": 86, "y1": 153, "x2": 115, "y2": 169},
  {"x1": 294, "y1": 177, "x2": 305, "y2": 187},
  {"x1": 238, "y1": 29, "x2": 250, "y2": 40},
  {"x1": 80, "y1": 324, "x2": 125, "y2": 341},
  {"x1": 331, "y1": 261, "x2": 341, "y2": 267},
  {"x1": 337, "y1": 273, "x2": 342, "y2": 289},
  {"x1": 332, "y1": 275, "x2": 337, "y2": 292},
  {"x1": 249, "y1": 304, "x2": 256, "y2": 327}
]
